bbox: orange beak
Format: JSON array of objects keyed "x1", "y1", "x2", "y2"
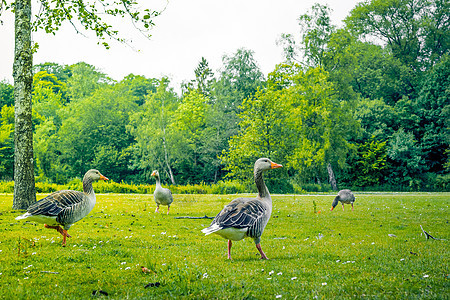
[
  {"x1": 270, "y1": 162, "x2": 283, "y2": 169},
  {"x1": 100, "y1": 174, "x2": 109, "y2": 181},
  {"x1": 151, "y1": 171, "x2": 157, "y2": 176}
]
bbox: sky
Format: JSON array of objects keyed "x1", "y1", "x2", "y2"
[{"x1": 0, "y1": 0, "x2": 361, "y2": 92}]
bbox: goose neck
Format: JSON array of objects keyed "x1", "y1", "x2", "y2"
[
  {"x1": 154, "y1": 176, "x2": 161, "y2": 187},
  {"x1": 254, "y1": 169, "x2": 270, "y2": 200},
  {"x1": 83, "y1": 176, "x2": 95, "y2": 195}
]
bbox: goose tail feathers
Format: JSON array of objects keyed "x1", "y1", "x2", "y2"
[
  {"x1": 201, "y1": 223, "x2": 222, "y2": 235},
  {"x1": 15, "y1": 212, "x2": 32, "y2": 220}
]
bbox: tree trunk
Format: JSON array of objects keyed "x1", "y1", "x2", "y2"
[
  {"x1": 162, "y1": 128, "x2": 175, "y2": 185},
  {"x1": 12, "y1": 0, "x2": 36, "y2": 210},
  {"x1": 327, "y1": 162, "x2": 338, "y2": 191}
]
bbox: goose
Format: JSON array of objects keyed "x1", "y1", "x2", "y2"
[
  {"x1": 330, "y1": 189, "x2": 355, "y2": 211},
  {"x1": 15, "y1": 169, "x2": 108, "y2": 246},
  {"x1": 151, "y1": 170, "x2": 173, "y2": 214},
  {"x1": 201, "y1": 158, "x2": 282, "y2": 260}
]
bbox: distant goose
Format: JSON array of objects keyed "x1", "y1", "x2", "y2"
[
  {"x1": 330, "y1": 189, "x2": 355, "y2": 211},
  {"x1": 201, "y1": 158, "x2": 282, "y2": 260},
  {"x1": 151, "y1": 170, "x2": 173, "y2": 214},
  {"x1": 15, "y1": 169, "x2": 108, "y2": 246}
]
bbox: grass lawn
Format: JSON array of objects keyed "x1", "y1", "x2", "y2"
[{"x1": 0, "y1": 192, "x2": 448, "y2": 299}]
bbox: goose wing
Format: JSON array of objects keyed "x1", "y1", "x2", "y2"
[
  {"x1": 27, "y1": 190, "x2": 86, "y2": 217},
  {"x1": 212, "y1": 198, "x2": 267, "y2": 229}
]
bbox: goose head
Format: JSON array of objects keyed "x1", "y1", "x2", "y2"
[
  {"x1": 151, "y1": 170, "x2": 160, "y2": 178},
  {"x1": 84, "y1": 169, "x2": 109, "y2": 181},
  {"x1": 254, "y1": 158, "x2": 283, "y2": 172}
]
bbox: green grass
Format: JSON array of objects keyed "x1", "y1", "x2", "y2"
[{"x1": 0, "y1": 192, "x2": 448, "y2": 299}]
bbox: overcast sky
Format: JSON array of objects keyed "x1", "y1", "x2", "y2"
[{"x1": 0, "y1": 0, "x2": 361, "y2": 91}]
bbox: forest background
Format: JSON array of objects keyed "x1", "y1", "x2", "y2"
[{"x1": 0, "y1": 1, "x2": 449, "y2": 193}]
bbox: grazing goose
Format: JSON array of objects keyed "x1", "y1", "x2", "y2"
[
  {"x1": 151, "y1": 170, "x2": 173, "y2": 214},
  {"x1": 330, "y1": 189, "x2": 355, "y2": 211},
  {"x1": 201, "y1": 158, "x2": 282, "y2": 260},
  {"x1": 15, "y1": 169, "x2": 108, "y2": 246}
]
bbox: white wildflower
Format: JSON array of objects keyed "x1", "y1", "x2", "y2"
[
  {"x1": 121, "y1": 262, "x2": 126, "y2": 265},
  {"x1": 125, "y1": 267, "x2": 131, "y2": 270},
  {"x1": 276, "y1": 295, "x2": 282, "y2": 298},
  {"x1": 269, "y1": 271, "x2": 274, "y2": 275},
  {"x1": 400, "y1": 258, "x2": 405, "y2": 261},
  {"x1": 277, "y1": 272, "x2": 282, "y2": 276},
  {"x1": 291, "y1": 277, "x2": 297, "y2": 280},
  {"x1": 322, "y1": 282, "x2": 327, "y2": 286},
  {"x1": 423, "y1": 274, "x2": 429, "y2": 278},
  {"x1": 32, "y1": 252, "x2": 37, "y2": 255},
  {"x1": 203, "y1": 273, "x2": 208, "y2": 279}
]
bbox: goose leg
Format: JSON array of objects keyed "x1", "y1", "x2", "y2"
[
  {"x1": 227, "y1": 240, "x2": 232, "y2": 259},
  {"x1": 351, "y1": 203, "x2": 354, "y2": 211},
  {"x1": 44, "y1": 224, "x2": 71, "y2": 246},
  {"x1": 167, "y1": 206, "x2": 170, "y2": 215},
  {"x1": 342, "y1": 203, "x2": 345, "y2": 211},
  {"x1": 155, "y1": 205, "x2": 159, "y2": 213},
  {"x1": 256, "y1": 243, "x2": 268, "y2": 260}
]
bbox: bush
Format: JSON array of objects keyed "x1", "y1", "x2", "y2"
[{"x1": 0, "y1": 181, "x2": 14, "y2": 193}]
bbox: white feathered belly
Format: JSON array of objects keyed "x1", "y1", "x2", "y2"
[
  {"x1": 215, "y1": 227, "x2": 248, "y2": 241},
  {"x1": 16, "y1": 213, "x2": 60, "y2": 226},
  {"x1": 200, "y1": 224, "x2": 248, "y2": 241}
]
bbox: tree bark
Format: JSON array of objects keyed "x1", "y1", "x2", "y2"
[
  {"x1": 327, "y1": 162, "x2": 338, "y2": 191},
  {"x1": 12, "y1": 0, "x2": 36, "y2": 210},
  {"x1": 162, "y1": 128, "x2": 175, "y2": 185}
]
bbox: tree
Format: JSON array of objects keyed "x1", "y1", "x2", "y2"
[
  {"x1": 58, "y1": 84, "x2": 138, "y2": 180},
  {"x1": 281, "y1": 65, "x2": 359, "y2": 189},
  {"x1": 170, "y1": 90, "x2": 210, "y2": 183},
  {"x1": 1, "y1": 0, "x2": 160, "y2": 209},
  {"x1": 221, "y1": 85, "x2": 291, "y2": 185},
  {"x1": 182, "y1": 57, "x2": 215, "y2": 97},
  {"x1": 415, "y1": 55, "x2": 450, "y2": 172},
  {"x1": 387, "y1": 128, "x2": 425, "y2": 188},
  {"x1": 0, "y1": 105, "x2": 14, "y2": 180},
  {"x1": 214, "y1": 48, "x2": 265, "y2": 115},
  {"x1": 128, "y1": 78, "x2": 179, "y2": 184},
  {"x1": 0, "y1": 81, "x2": 14, "y2": 107}
]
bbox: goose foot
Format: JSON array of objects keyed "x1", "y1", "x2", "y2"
[
  {"x1": 44, "y1": 224, "x2": 71, "y2": 246},
  {"x1": 256, "y1": 243, "x2": 268, "y2": 260}
]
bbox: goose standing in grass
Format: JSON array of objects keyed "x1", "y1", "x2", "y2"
[
  {"x1": 15, "y1": 169, "x2": 108, "y2": 246},
  {"x1": 330, "y1": 189, "x2": 355, "y2": 211},
  {"x1": 151, "y1": 170, "x2": 173, "y2": 214},
  {"x1": 201, "y1": 158, "x2": 282, "y2": 260}
]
